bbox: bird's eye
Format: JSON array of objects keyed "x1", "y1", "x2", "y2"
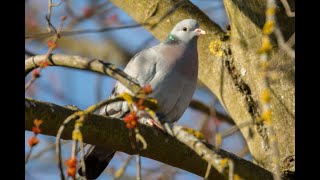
[{"x1": 182, "y1": 27, "x2": 188, "y2": 31}]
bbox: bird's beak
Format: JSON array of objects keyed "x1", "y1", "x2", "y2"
[{"x1": 194, "y1": 28, "x2": 206, "y2": 36}]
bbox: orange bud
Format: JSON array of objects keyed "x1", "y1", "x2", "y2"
[
  {"x1": 124, "y1": 117, "x2": 130, "y2": 123},
  {"x1": 32, "y1": 127, "x2": 41, "y2": 135},
  {"x1": 67, "y1": 167, "x2": 76, "y2": 177},
  {"x1": 135, "y1": 99, "x2": 145, "y2": 110},
  {"x1": 47, "y1": 40, "x2": 57, "y2": 49},
  {"x1": 39, "y1": 61, "x2": 50, "y2": 68},
  {"x1": 32, "y1": 69, "x2": 40, "y2": 78},
  {"x1": 34, "y1": 119, "x2": 43, "y2": 127},
  {"x1": 130, "y1": 120, "x2": 137, "y2": 127},
  {"x1": 28, "y1": 136, "x2": 39, "y2": 147},
  {"x1": 65, "y1": 157, "x2": 77, "y2": 168},
  {"x1": 124, "y1": 111, "x2": 138, "y2": 129}
]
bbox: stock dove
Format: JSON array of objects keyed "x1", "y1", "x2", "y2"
[{"x1": 79, "y1": 19, "x2": 206, "y2": 179}]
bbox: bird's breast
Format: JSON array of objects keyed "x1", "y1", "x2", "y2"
[{"x1": 160, "y1": 44, "x2": 198, "y2": 79}]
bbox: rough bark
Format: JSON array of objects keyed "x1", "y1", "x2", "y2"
[
  {"x1": 109, "y1": 0, "x2": 295, "y2": 174},
  {"x1": 25, "y1": 98, "x2": 273, "y2": 180},
  {"x1": 223, "y1": 0, "x2": 295, "y2": 174}
]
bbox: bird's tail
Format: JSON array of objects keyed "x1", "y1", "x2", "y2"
[{"x1": 78, "y1": 145, "x2": 116, "y2": 179}]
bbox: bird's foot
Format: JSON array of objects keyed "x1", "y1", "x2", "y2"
[{"x1": 145, "y1": 118, "x2": 165, "y2": 131}]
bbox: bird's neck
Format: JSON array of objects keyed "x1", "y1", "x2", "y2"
[{"x1": 163, "y1": 34, "x2": 181, "y2": 45}]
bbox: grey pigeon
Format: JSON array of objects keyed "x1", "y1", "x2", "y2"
[{"x1": 78, "y1": 19, "x2": 206, "y2": 179}]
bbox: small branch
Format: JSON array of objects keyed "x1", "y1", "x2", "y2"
[
  {"x1": 45, "y1": 15, "x2": 59, "y2": 35},
  {"x1": 25, "y1": 24, "x2": 144, "y2": 39},
  {"x1": 274, "y1": 28, "x2": 295, "y2": 59},
  {"x1": 46, "y1": 0, "x2": 63, "y2": 32},
  {"x1": 25, "y1": 17, "x2": 66, "y2": 91},
  {"x1": 64, "y1": 0, "x2": 76, "y2": 18},
  {"x1": 66, "y1": 2, "x2": 109, "y2": 29},
  {"x1": 270, "y1": 32, "x2": 295, "y2": 63},
  {"x1": 25, "y1": 54, "x2": 141, "y2": 94},
  {"x1": 189, "y1": 99, "x2": 235, "y2": 125},
  {"x1": 279, "y1": 0, "x2": 295, "y2": 17},
  {"x1": 113, "y1": 156, "x2": 133, "y2": 179},
  {"x1": 220, "y1": 121, "x2": 253, "y2": 138},
  {"x1": 30, "y1": 141, "x2": 68, "y2": 160},
  {"x1": 46, "y1": 0, "x2": 53, "y2": 32},
  {"x1": 204, "y1": 163, "x2": 212, "y2": 180},
  {"x1": 79, "y1": 140, "x2": 86, "y2": 178},
  {"x1": 25, "y1": 147, "x2": 34, "y2": 165},
  {"x1": 228, "y1": 160, "x2": 234, "y2": 180},
  {"x1": 25, "y1": 119, "x2": 43, "y2": 165},
  {"x1": 136, "y1": 154, "x2": 141, "y2": 180}
]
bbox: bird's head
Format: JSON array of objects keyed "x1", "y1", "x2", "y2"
[{"x1": 165, "y1": 19, "x2": 206, "y2": 45}]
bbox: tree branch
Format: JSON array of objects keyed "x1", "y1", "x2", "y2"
[
  {"x1": 25, "y1": 98, "x2": 273, "y2": 180},
  {"x1": 25, "y1": 54, "x2": 141, "y2": 94}
]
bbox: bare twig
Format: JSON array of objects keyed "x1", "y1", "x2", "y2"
[
  {"x1": 66, "y1": 2, "x2": 109, "y2": 29},
  {"x1": 25, "y1": 16, "x2": 66, "y2": 91},
  {"x1": 70, "y1": 116, "x2": 83, "y2": 179},
  {"x1": 136, "y1": 154, "x2": 141, "y2": 180},
  {"x1": 274, "y1": 28, "x2": 295, "y2": 59},
  {"x1": 45, "y1": 15, "x2": 59, "y2": 35},
  {"x1": 204, "y1": 163, "x2": 212, "y2": 180},
  {"x1": 189, "y1": 99, "x2": 235, "y2": 125},
  {"x1": 279, "y1": 0, "x2": 295, "y2": 17},
  {"x1": 25, "y1": 119, "x2": 43, "y2": 165},
  {"x1": 228, "y1": 160, "x2": 234, "y2": 180},
  {"x1": 25, "y1": 147, "x2": 34, "y2": 165},
  {"x1": 270, "y1": 32, "x2": 295, "y2": 63},
  {"x1": 134, "y1": 127, "x2": 146, "y2": 180},
  {"x1": 135, "y1": 133, "x2": 147, "y2": 150},
  {"x1": 79, "y1": 135, "x2": 87, "y2": 178},
  {"x1": 55, "y1": 97, "x2": 124, "y2": 180},
  {"x1": 30, "y1": 141, "x2": 68, "y2": 160},
  {"x1": 113, "y1": 156, "x2": 133, "y2": 179},
  {"x1": 25, "y1": 24, "x2": 143, "y2": 39},
  {"x1": 220, "y1": 121, "x2": 253, "y2": 138},
  {"x1": 47, "y1": 0, "x2": 63, "y2": 32},
  {"x1": 64, "y1": 0, "x2": 76, "y2": 18}
]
